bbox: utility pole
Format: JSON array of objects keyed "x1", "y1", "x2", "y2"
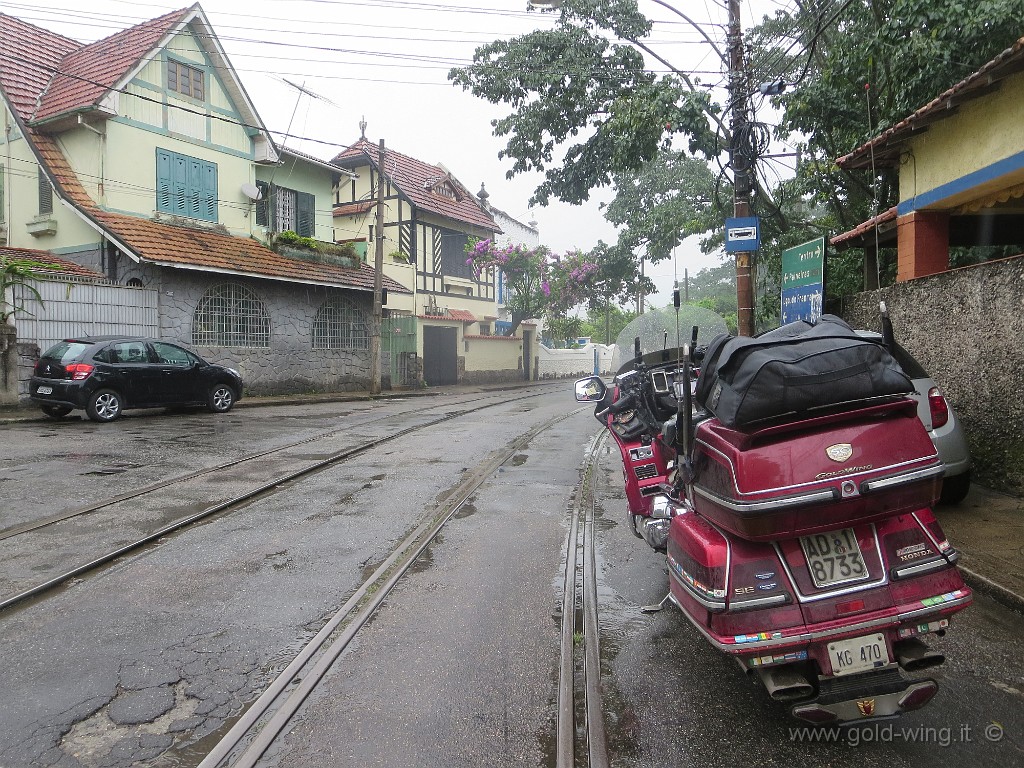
[
  {"x1": 369, "y1": 138, "x2": 385, "y2": 395},
  {"x1": 728, "y1": 0, "x2": 755, "y2": 336}
]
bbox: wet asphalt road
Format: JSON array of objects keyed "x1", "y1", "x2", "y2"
[
  {"x1": 0, "y1": 388, "x2": 587, "y2": 767},
  {"x1": 1, "y1": 387, "x2": 1023, "y2": 767}
]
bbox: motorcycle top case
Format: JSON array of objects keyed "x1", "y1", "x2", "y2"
[
  {"x1": 690, "y1": 398, "x2": 944, "y2": 541},
  {"x1": 694, "y1": 315, "x2": 913, "y2": 428}
]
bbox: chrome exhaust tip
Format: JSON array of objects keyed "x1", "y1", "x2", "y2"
[
  {"x1": 756, "y1": 666, "x2": 815, "y2": 702},
  {"x1": 894, "y1": 637, "x2": 945, "y2": 671}
]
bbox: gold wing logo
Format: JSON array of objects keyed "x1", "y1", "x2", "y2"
[
  {"x1": 856, "y1": 698, "x2": 876, "y2": 717},
  {"x1": 826, "y1": 443, "x2": 854, "y2": 463}
]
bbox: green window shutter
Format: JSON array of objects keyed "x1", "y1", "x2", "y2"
[
  {"x1": 156, "y1": 149, "x2": 172, "y2": 213},
  {"x1": 201, "y1": 160, "x2": 218, "y2": 222},
  {"x1": 38, "y1": 167, "x2": 53, "y2": 215},
  {"x1": 171, "y1": 153, "x2": 188, "y2": 215},
  {"x1": 296, "y1": 191, "x2": 315, "y2": 237},
  {"x1": 157, "y1": 149, "x2": 217, "y2": 221},
  {"x1": 255, "y1": 181, "x2": 269, "y2": 226}
]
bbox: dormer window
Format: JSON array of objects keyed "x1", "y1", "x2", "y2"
[
  {"x1": 424, "y1": 175, "x2": 463, "y2": 202},
  {"x1": 168, "y1": 60, "x2": 205, "y2": 101}
]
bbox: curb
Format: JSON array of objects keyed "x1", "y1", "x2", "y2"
[{"x1": 957, "y1": 565, "x2": 1024, "y2": 615}]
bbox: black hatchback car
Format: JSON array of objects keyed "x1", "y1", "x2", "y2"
[{"x1": 30, "y1": 336, "x2": 243, "y2": 423}]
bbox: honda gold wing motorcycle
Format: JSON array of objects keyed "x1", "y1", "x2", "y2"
[{"x1": 576, "y1": 308, "x2": 972, "y2": 724}]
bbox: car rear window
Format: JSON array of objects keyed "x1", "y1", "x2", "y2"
[{"x1": 41, "y1": 341, "x2": 91, "y2": 364}]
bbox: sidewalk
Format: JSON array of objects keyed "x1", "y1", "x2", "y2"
[
  {"x1": 2, "y1": 386, "x2": 1022, "y2": 611},
  {"x1": 934, "y1": 484, "x2": 1024, "y2": 612}
]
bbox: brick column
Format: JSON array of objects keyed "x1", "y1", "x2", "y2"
[{"x1": 897, "y1": 211, "x2": 950, "y2": 281}]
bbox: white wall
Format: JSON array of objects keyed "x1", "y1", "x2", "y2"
[{"x1": 537, "y1": 343, "x2": 614, "y2": 378}]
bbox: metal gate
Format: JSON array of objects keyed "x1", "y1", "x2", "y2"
[
  {"x1": 14, "y1": 278, "x2": 159, "y2": 350},
  {"x1": 383, "y1": 314, "x2": 418, "y2": 387},
  {"x1": 422, "y1": 325, "x2": 458, "y2": 386}
]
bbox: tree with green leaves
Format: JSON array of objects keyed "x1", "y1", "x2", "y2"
[
  {"x1": 1, "y1": 255, "x2": 54, "y2": 326},
  {"x1": 453, "y1": 0, "x2": 1024, "y2": 320}
]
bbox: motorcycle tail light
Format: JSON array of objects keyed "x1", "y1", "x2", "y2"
[
  {"x1": 791, "y1": 704, "x2": 839, "y2": 723},
  {"x1": 66, "y1": 363, "x2": 94, "y2": 380},
  {"x1": 928, "y1": 387, "x2": 949, "y2": 429},
  {"x1": 898, "y1": 680, "x2": 938, "y2": 711}
]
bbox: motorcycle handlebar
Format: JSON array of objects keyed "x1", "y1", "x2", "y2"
[{"x1": 596, "y1": 391, "x2": 638, "y2": 418}]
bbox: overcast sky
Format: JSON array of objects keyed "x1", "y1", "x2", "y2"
[{"x1": 11, "y1": 0, "x2": 789, "y2": 306}]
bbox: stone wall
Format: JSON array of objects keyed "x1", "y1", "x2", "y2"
[
  {"x1": 15, "y1": 268, "x2": 377, "y2": 399},
  {"x1": 831, "y1": 255, "x2": 1024, "y2": 495},
  {"x1": 155, "y1": 271, "x2": 374, "y2": 396}
]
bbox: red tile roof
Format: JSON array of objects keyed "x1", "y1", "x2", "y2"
[
  {"x1": 0, "y1": 247, "x2": 105, "y2": 279},
  {"x1": 333, "y1": 139, "x2": 499, "y2": 233},
  {"x1": 447, "y1": 309, "x2": 476, "y2": 322},
  {"x1": 0, "y1": 13, "x2": 79, "y2": 120},
  {"x1": 333, "y1": 201, "x2": 376, "y2": 217},
  {"x1": 34, "y1": 8, "x2": 193, "y2": 123},
  {"x1": 830, "y1": 206, "x2": 898, "y2": 250},
  {"x1": 0, "y1": 8, "x2": 192, "y2": 125},
  {"x1": 30, "y1": 133, "x2": 408, "y2": 295}
]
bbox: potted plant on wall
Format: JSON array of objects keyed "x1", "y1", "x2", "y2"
[{"x1": 271, "y1": 231, "x2": 360, "y2": 268}]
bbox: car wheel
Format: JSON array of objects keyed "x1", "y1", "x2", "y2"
[
  {"x1": 207, "y1": 383, "x2": 236, "y2": 413},
  {"x1": 40, "y1": 405, "x2": 73, "y2": 419},
  {"x1": 940, "y1": 471, "x2": 971, "y2": 505},
  {"x1": 86, "y1": 389, "x2": 122, "y2": 423}
]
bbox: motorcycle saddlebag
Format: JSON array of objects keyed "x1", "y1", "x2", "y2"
[{"x1": 694, "y1": 315, "x2": 912, "y2": 428}]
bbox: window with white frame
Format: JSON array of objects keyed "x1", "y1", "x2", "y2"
[
  {"x1": 312, "y1": 297, "x2": 368, "y2": 350},
  {"x1": 192, "y1": 283, "x2": 271, "y2": 348}
]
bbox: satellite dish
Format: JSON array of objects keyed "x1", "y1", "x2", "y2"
[{"x1": 241, "y1": 183, "x2": 262, "y2": 201}]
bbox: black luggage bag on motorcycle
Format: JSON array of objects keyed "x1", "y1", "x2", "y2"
[{"x1": 693, "y1": 315, "x2": 913, "y2": 428}]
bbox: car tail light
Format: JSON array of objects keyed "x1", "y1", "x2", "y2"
[
  {"x1": 927, "y1": 387, "x2": 949, "y2": 429},
  {"x1": 66, "y1": 363, "x2": 95, "y2": 380}
]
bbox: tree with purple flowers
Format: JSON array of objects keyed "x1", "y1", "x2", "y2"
[{"x1": 465, "y1": 239, "x2": 600, "y2": 337}]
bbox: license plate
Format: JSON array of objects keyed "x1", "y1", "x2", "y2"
[
  {"x1": 800, "y1": 528, "x2": 869, "y2": 588},
  {"x1": 36, "y1": 386, "x2": 53, "y2": 395},
  {"x1": 828, "y1": 633, "x2": 889, "y2": 676}
]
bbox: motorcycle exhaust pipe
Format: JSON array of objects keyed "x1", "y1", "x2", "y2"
[
  {"x1": 894, "y1": 637, "x2": 946, "y2": 672},
  {"x1": 756, "y1": 666, "x2": 815, "y2": 702}
]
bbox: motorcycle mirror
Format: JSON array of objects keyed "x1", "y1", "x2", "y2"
[{"x1": 574, "y1": 376, "x2": 607, "y2": 402}]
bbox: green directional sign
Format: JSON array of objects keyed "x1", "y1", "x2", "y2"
[{"x1": 781, "y1": 237, "x2": 825, "y2": 324}]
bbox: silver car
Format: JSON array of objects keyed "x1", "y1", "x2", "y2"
[{"x1": 858, "y1": 331, "x2": 971, "y2": 504}]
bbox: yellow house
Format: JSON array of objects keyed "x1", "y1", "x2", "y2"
[
  {"x1": 332, "y1": 138, "x2": 538, "y2": 386},
  {"x1": 834, "y1": 36, "x2": 1024, "y2": 281}
]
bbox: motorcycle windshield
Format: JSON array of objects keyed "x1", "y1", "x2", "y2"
[{"x1": 612, "y1": 305, "x2": 728, "y2": 374}]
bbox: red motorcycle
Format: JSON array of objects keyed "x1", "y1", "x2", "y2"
[{"x1": 577, "y1": 309, "x2": 972, "y2": 723}]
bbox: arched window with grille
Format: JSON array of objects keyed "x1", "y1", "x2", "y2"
[
  {"x1": 312, "y1": 296, "x2": 368, "y2": 350},
  {"x1": 193, "y1": 283, "x2": 271, "y2": 347}
]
